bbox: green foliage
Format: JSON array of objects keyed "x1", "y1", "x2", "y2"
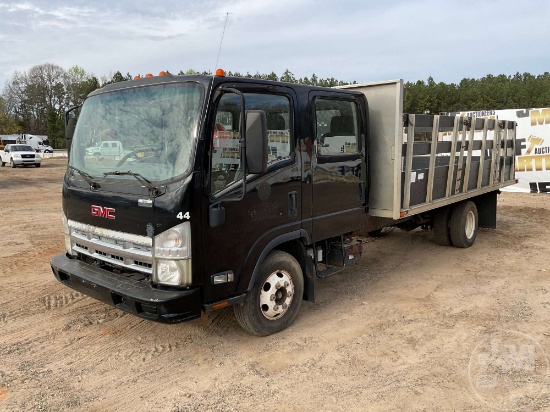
[
  {"x1": 3, "y1": 63, "x2": 550, "y2": 149},
  {"x1": 210, "y1": 68, "x2": 352, "y2": 87},
  {"x1": 0, "y1": 96, "x2": 21, "y2": 134},
  {"x1": 2, "y1": 63, "x2": 99, "y2": 147},
  {"x1": 103, "y1": 71, "x2": 127, "y2": 85},
  {"x1": 403, "y1": 72, "x2": 550, "y2": 114},
  {"x1": 45, "y1": 107, "x2": 65, "y2": 148}
]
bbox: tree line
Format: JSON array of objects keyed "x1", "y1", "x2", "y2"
[
  {"x1": 404, "y1": 73, "x2": 550, "y2": 115},
  {"x1": 1, "y1": 63, "x2": 549, "y2": 148}
]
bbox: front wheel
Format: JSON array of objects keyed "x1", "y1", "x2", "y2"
[
  {"x1": 10, "y1": 158, "x2": 16, "y2": 168},
  {"x1": 234, "y1": 250, "x2": 304, "y2": 336},
  {"x1": 0, "y1": 161, "x2": 5, "y2": 167},
  {"x1": 450, "y1": 201, "x2": 478, "y2": 248},
  {"x1": 35, "y1": 163, "x2": 41, "y2": 168}
]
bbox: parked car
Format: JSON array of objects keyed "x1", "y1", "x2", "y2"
[{"x1": 0, "y1": 144, "x2": 41, "y2": 168}]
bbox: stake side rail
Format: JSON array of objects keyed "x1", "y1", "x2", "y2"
[{"x1": 400, "y1": 114, "x2": 517, "y2": 218}]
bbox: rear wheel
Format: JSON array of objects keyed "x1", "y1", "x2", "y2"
[
  {"x1": 433, "y1": 206, "x2": 452, "y2": 246},
  {"x1": 0, "y1": 161, "x2": 5, "y2": 167},
  {"x1": 450, "y1": 201, "x2": 478, "y2": 248},
  {"x1": 35, "y1": 163, "x2": 41, "y2": 168},
  {"x1": 234, "y1": 250, "x2": 304, "y2": 336}
]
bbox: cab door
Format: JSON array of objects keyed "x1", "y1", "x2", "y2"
[
  {"x1": 201, "y1": 84, "x2": 302, "y2": 303},
  {"x1": 310, "y1": 92, "x2": 367, "y2": 241}
]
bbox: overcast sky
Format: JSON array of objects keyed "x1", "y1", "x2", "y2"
[{"x1": 1, "y1": 0, "x2": 549, "y2": 87}]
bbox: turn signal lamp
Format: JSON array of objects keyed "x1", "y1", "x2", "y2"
[{"x1": 215, "y1": 68, "x2": 226, "y2": 77}]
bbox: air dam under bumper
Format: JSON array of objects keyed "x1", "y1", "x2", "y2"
[{"x1": 50, "y1": 254, "x2": 201, "y2": 323}]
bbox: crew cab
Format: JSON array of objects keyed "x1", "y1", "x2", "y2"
[{"x1": 1, "y1": 144, "x2": 41, "y2": 168}]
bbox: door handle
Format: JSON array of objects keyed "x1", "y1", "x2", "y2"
[
  {"x1": 358, "y1": 181, "x2": 366, "y2": 204},
  {"x1": 288, "y1": 191, "x2": 297, "y2": 218}
]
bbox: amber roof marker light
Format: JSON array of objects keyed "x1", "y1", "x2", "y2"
[{"x1": 215, "y1": 69, "x2": 226, "y2": 77}]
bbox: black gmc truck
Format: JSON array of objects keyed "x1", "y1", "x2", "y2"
[{"x1": 51, "y1": 72, "x2": 518, "y2": 335}]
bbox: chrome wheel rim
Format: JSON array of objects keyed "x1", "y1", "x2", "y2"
[
  {"x1": 465, "y1": 211, "x2": 475, "y2": 239},
  {"x1": 259, "y1": 270, "x2": 294, "y2": 320}
]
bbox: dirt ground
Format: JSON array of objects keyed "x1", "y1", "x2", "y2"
[{"x1": 1, "y1": 158, "x2": 549, "y2": 412}]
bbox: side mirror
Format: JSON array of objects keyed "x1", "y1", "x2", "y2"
[
  {"x1": 65, "y1": 117, "x2": 77, "y2": 151},
  {"x1": 245, "y1": 110, "x2": 268, "y2": 174}
]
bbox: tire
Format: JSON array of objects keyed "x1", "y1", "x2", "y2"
[
  {"x1": 35, "y1": 163, "x2": 41, "y2": 168},
  {"x1": 433, "y1": 206, "x2": 453, "y2": 246},
  {"x1": 10, "y1": 159, "x2": 15, "y2": 168},
  {"x1": 450, "y1": 201, "x2": 478, "y2": 248},
  {"x1": 0, "y1": 161, "x2": 5, "y2": 167},
  {"x1": 234, "y1": 250, "x2": 304, "y2": 336}
]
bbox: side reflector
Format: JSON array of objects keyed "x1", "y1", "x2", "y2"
[{"x1": 211, "y1": 301, "x2": 229, "y2": 310}]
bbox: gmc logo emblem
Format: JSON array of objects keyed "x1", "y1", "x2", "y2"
[{"x1": 91, "y1": 205, "x2": 115, "y2": 219}]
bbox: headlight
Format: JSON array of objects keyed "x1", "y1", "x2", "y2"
[
  {"x1": 153, "y1": 222, "x2": 192, "y2": 286},
  {"x1": 13, "y1": 153, "x2": 21, "y2": 159},
  {"x1": 155, "y1": 259, "x2": 192, "y2": 286}
]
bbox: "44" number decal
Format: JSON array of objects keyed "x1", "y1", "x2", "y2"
[{"x1": 177, "y1": 212, "x2": 190, "y2": 220}]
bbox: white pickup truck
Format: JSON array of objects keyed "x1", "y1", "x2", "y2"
[
  {"x1": 85, "y1": 140, "x2": 124, "y2": 157},
  {"x1": 0, "y1": 144, "x2": 41, "y2": 168}
]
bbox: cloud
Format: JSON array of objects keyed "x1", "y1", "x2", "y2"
[{"x1": 0, "y1": 0, "x2": 549, "y2": 87}]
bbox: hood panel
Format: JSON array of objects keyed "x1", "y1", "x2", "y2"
[{"x1": 63, "y1": 173, "x2": 194, "y2": 238}]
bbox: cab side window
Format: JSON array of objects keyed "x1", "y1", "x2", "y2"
[
  {"x1": 315, "y1": 99, "x2": 359, "y2": 155},
  {"x1": 211, "y1": 92, "x2": 292, "y2": 194}
]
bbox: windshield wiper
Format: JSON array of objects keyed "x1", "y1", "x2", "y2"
[
  {"x1": 103, "y1": 170, "x2": 161, "y2": 197},
  {"x1": 69, "y1": 165, "x2": 101, "y2": 189}
]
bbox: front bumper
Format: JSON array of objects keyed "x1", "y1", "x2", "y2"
[
  {"x1": 50, "y1": 254, "x2": 201, "y2": 323},
  {"x1": 13, "y1": 157, "x2": 40, "y2": 166}
]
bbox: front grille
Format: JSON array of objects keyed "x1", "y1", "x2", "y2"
[{"x1": 69, "y1": 220, "x2": 153, "y2": 274}]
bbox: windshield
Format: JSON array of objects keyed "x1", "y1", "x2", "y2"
[
  {"x1": 69, "y1": 82, "x2": 204, "y2": 182},
  {"x1": 13, "y1": 145, "x2": 34, "y2": 152}
]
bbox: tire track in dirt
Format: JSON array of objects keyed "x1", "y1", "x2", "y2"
[
  {"x1": 40, "y1": 290, "x2": 85, "y2": 310},
  {"x1": 0, "y1": 283, "x2": 85, "y2": 326}
]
